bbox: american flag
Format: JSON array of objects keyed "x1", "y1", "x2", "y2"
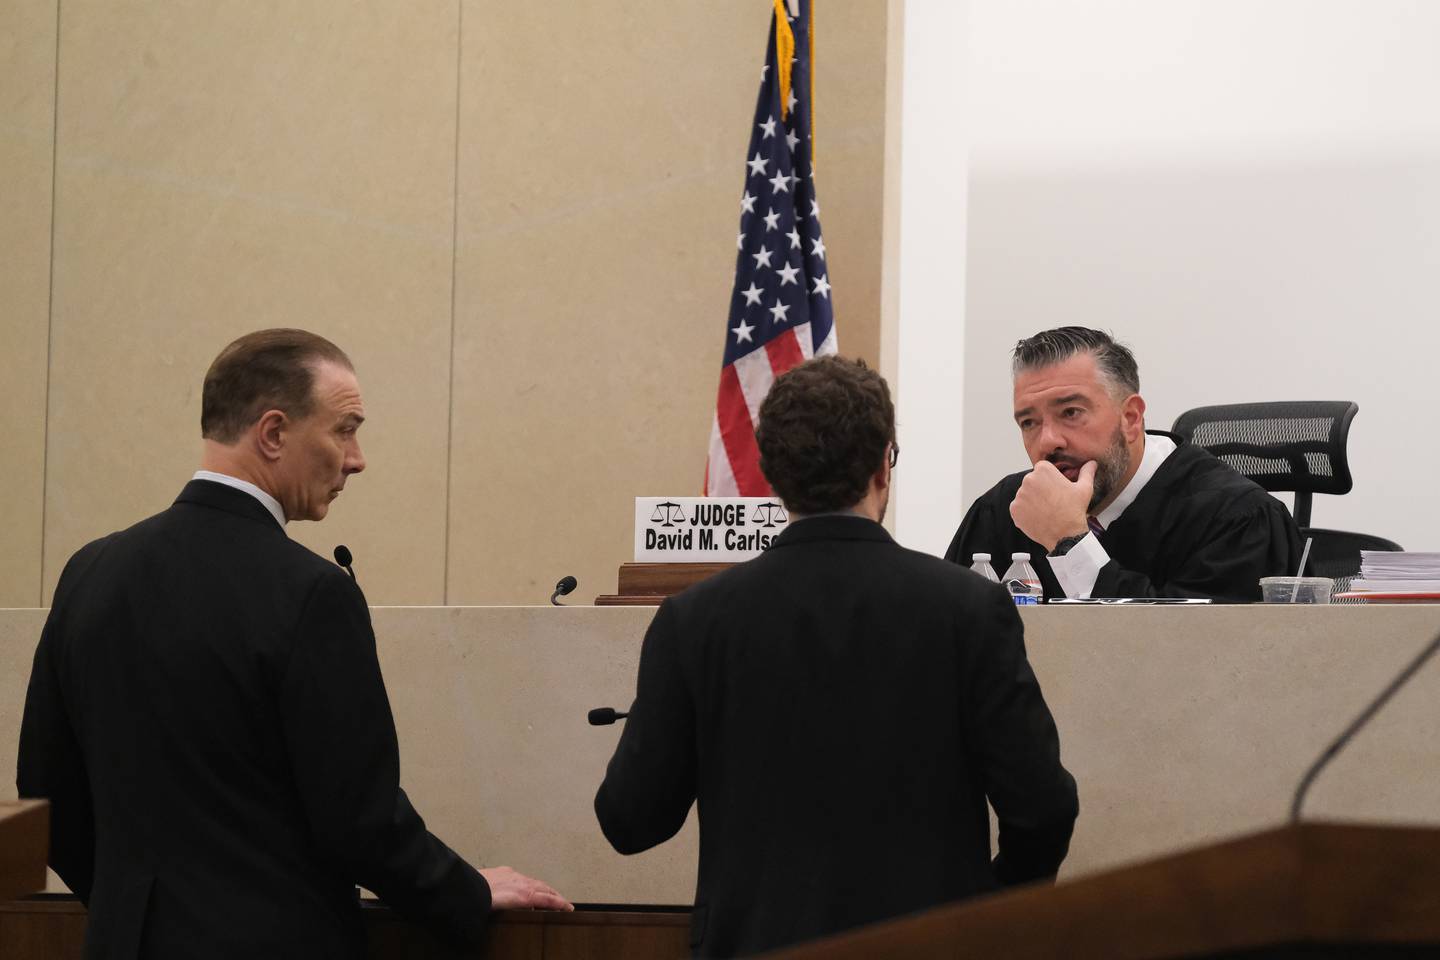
[{"x1": 704, "y1": 0, "x2": 836, "y2": 497}]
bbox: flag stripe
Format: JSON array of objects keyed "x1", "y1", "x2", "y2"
[
  {"x1": 716, "y1": 365, "x2": 772, "y2": 495},
  {"x1": 765, "y1": 327, "x2": 806, "y2": 374},
  {"x1": 793, "y1": 321, "x2": 815, "y2": 360},
  {"x1": 705, "y1": 415, "x2": 739, "y2": 496},
  {"x1": 733, "y1": 346, "x2": 776, "y2": 428}
]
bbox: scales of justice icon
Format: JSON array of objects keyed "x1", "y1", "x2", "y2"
[
  {"x1": 752, "y1": 502, "x2": 788, "y2": 528},
  {"x1": 651, "y1": 502, "x2": 686, "y2": 527}
]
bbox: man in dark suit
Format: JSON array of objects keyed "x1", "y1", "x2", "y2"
[
  {"x1": 17, "y1": 329, "x2": 568, "y2": 959},
  {"x1": 595, "y1": 356, "x2": 1078, "y2": 959}
]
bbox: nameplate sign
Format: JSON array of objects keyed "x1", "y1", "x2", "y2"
[{"x1": 634, "y1": 497, "x2": 789, "y2": 562}]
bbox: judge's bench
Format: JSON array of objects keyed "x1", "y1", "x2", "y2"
[{"x1": 3, "y1": 603, "x2": 1440, "y2": 956}]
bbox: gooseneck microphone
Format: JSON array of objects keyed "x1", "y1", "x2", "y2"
[
  {"x1": 588, "y1": 707, "x2": 629, "y2": 726},
  {"x1": 1290, "y1": 627, "x2": 1440, "y2": 823},
  {"x1": 551, "y1": 575, "x2": 578, "y2": 606},
  {"x1": 333, "y1": 545, "x2": 356, "y2": 582}
]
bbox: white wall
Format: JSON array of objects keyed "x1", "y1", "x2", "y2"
[
  {"x1": 882, "y1": 0, "x2": 970, "y2": 557},
  {"x1": 964, "y1": 0, "x2": 1440, "y2": 549}
]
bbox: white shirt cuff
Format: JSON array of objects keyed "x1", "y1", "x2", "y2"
[{"x1": 1047, "y1": 533, "x2": 1110, "y2": 599}]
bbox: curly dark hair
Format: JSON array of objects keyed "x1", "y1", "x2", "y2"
[
  {"x1": 1011, "y1": 326, "x2": 1140, "y2": 396},
  {"x1": 757, "y1": 356, "x2": 896, "y2": 514},
  {"x1": 201, "y1": 329, "x2": 352, "y2": 443}
]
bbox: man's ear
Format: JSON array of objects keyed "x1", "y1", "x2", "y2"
[
  {"x1": 874, "y1": 455, "x2": 893, "y2": 496},
  {"x1": 254, "y1": 409, "x2": 288, "y2": 462},
  {"x1": 1122, "y1": 393, "x2": 1147, "y2": 443}
]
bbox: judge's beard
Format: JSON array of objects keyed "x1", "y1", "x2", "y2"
[{"x1": 1048, "y1": 424, "x2": 1132, "y2": 514}]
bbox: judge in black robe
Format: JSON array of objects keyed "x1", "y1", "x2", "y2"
[{"x1": 945, "y1": 432, "x2": 1301, "y2": 602}]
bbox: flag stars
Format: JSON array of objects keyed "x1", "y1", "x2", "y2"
[{"x1": 725, "y1": 30, "x2": 833, "y2": 368}]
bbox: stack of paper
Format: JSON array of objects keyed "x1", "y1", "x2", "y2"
[{"x1": 1347, "y1": 552, "x2": 1440, "y2": 593}]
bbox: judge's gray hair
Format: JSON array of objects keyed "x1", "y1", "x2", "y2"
[{"x1": 1011, "y1": 326, "x2": 1140, "y2": 398}]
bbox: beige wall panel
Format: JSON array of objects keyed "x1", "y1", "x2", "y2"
[
  {"x1": 449, "y1": 2, "x2": 887, "y2": 604},
  {"x1": 810, "y1": 0, "x2": 886, "y2": 366},
  {"x1": 7, "y1": 604, "x2": 1440, "y2": 899},
  {"x1": 0, "y1": 0, "x2": 57, "y2": 607},
  {"x1": 42, "y1": 0, "x2": 459, "y2": 604}
]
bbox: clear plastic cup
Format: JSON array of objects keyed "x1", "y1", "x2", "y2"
[{"x1": 1259, "y1": 576, "x2": 1335, "y2": 604}]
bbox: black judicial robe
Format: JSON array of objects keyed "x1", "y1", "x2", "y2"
[{"x1": 944, "y1": 435, "x2": 1302, "y2": 602}]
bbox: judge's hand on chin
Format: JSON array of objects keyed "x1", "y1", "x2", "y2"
[
  {"x1": 1010, "y1": 460, "x2": 1096, "y2": 552},
  {"x1": 480, "y1": 866, "x2": 574, "y2": 912}
]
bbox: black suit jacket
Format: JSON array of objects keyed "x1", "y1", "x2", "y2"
[
  {"x1": 595, "y1": 516, "x2": 1078, "y2": 959},
  {"x1": 17, "y1": 480, "x2": 490, "y2": 959}
]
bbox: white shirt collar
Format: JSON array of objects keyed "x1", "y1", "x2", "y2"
[
  {"x1": 192, "y1": 470, "x2": 287, "y2": 529},
  {"x1": 1094, "y1": 432, "x2": 1177, "y2": 529}
]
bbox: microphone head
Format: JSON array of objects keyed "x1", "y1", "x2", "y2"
[
  {"x1": 333, "y1": 545, "x2": 353, "y2": 567},
  {"x1": 555, "y1": 575, "x2": 578, "y2": 596},
  {"x1": 588, "y1": 707, "x2": 617, "y2": 726}
]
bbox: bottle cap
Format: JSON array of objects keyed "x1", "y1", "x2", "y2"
[
  {"x1": 1012, "y1": 552, "x2": 1030, "y2": 560},
  {"x1": 972, "y1": 553, "x2": 990, "y2": 562}
]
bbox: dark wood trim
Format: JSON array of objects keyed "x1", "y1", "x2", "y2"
[
  {"x1": 765, "y1": 823, "x2": 1440, "y2": 959},
  {"x1": 593, "y1": 594, "x2": 669, "y2": 606},
  {"x1": 16, "y1": 825, "x2": 1438, "y2": 959},
  {"x1": 0, "y1": 895, "x2": 690, "y2": 960},
  {"x1": 595, "y1": 563, "x2": 735, "y2": 605},
  {"x1": 0, "y1": 801, "x2": 48, "y2": 903}
]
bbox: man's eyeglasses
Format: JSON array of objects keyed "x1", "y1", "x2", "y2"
[{"x1": 888, "y1": 443, "x2": 900, "y2": 469}]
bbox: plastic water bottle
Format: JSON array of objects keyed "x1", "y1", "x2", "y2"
[
  {"x1": 1001, "y1": 552, "x2": 1044, "y2": 605},
  {"x1": 969, "y1": 553, "x2": 1000, "y2": 584}
]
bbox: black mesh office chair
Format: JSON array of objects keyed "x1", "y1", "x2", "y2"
[
  {"x1": 1170, "y1": 401, "x2": 1401, "y2": 586},
  {"x1": 1170, "y1": 400, "x2": 1357, "y2": 528}
]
